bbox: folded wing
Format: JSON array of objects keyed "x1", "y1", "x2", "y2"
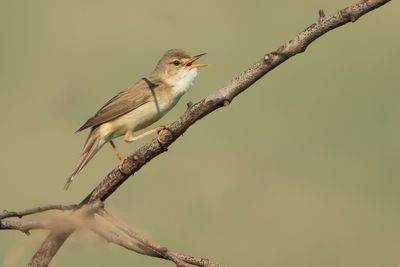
[{"x1": 76, "y1": 78, "x2": 158, "y2": 132}]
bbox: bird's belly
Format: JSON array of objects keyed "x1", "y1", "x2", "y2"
[{"x1": 100, "y1": 99, "x2": 178, "y2": 139}]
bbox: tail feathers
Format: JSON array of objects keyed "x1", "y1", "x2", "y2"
[{"x1": 64, "y1": 134, "x2": 103, "y2": 190}]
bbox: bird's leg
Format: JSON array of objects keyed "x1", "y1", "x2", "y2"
[
  {"x1": 109, "y1": 140, "x2": 126, "y2": 170},
  {"x1": 124, "y1": 125, "x2": 170, "y2": 143}
]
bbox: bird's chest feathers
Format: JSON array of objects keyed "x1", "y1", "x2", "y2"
[
  {"x1": 168, "y1": 68, "x2": 198, "y2": 100},
  {"x1": 148, "y1": 69, "x2": 197, "y2": 119}
]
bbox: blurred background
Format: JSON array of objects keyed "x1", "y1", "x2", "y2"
[{"x1": 0, "y1": 1, "x2": 399, "y2": 266}]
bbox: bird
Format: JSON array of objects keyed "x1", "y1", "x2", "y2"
[{"x1": 64, "y1": 49, "x2": 207, "y2": 189}]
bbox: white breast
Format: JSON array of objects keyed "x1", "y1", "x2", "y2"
[{"x1": 168, "y1": 68, "x2": 198, "y2": 98}]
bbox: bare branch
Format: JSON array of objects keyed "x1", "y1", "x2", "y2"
[
  {"x1": 25, "y1": 0, "x2": 392, "y2": 266},
  {"x1": 89, "y1": 218, "x2": 161, "y2": 257},
  {"x1": 0, "y1": 202, "x2": 103, "y2": 235},
  {"x1": 0, "y1": 204, "x2": 78, "y2": 220},
  {"x1": 98, "y1": 209, "x2": 220, "y2": 267},
  {"x1": 0, "y1": 220, "x2": 51, "y2": 235},
  {"x1": 1, "y1": 204, "x2": 218, "y2": 267}
]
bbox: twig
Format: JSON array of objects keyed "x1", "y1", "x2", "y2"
[
  {"x1": 99, "y1": 209, "x2": 190, "y2": 267},
  {"x1": 0, "y1": 220, "x2": 51, "y2": 235},
  {"x1": 25, "y1": 0, "x2": 392, "y2": 266},
  {"x1": 89, "y1": 217, "x2": 160, "y2": 257},
  {"x1": 0, "y1": 204, "x2": 78, "y2": 220},
  {"x1": 0, "y1": 205, "x2": 217, "y2": 267},
  {"x1": 98, "y1": 209, "x2": 220, "y2": 267},
  {"x1": 0, "y1": 202, "x2": 103, "y2": 235}
]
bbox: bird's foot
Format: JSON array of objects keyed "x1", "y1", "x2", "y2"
[
  {"x1": 156, "y1": 124, "x2": 171, "y2": 143},
  {"x1": 156, "y1": 124, "x2": 171, "y2": 136},
  {"x1": 118, "y1": 156, "x2": 127, "y2": 171}
]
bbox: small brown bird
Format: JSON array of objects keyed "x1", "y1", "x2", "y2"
[{"x1": 65, "y1": 49, "x2": 207, "y2": 189}]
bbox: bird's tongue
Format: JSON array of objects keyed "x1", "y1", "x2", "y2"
[{"x1": 186, "y1": 53, "x2": 208, "y2": 69}]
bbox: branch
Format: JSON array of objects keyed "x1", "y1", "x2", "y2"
[
  {"x1": 27, "y1": 0, "x2": 392, "y2": 266},
  {"x1": 0, "y1": 204, "x2": 78, "y2": 220},
  {"x1": 89, "y1": 219, "x2": 161, "y2": 257},
  {"x1": 98, "y1": 209, "x2": 220, "y2": 267},
  {"x1": 0, "y1": 220, "x2": 51, "y2": 235},
  {"x1": 0, "y1": 204, "x2": 217, "y2": 267},
  {"x1": 0, "y1": 202, "x2": 101, "y2": 235}
]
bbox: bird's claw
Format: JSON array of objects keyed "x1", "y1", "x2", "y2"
[
  {"x1": 156, "y1": 124, "x2": 171, "y2": 136},
  {"x1": 118, "y1": 157, "x2": 127, "y2": 171},
  {"x1": 156, "y1": 124, "x2": 171, "y2": 147}
]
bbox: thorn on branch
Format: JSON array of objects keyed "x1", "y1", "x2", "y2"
[
  {"x1": 318, "y1": 9, "x2": 326, "y2": 23},
  {"x1": 318, "y1": 9, "x2": 326, "y2": 20},
  {"x1": 186, "y1": 101, "x2": 193, "y2": 109},
  {"x1": 223, "y1": 99, "x2": 230, "y2": 107}
]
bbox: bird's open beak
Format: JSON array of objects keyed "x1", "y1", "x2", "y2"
[{"x1": 186, "y1": 53, "x2": 208, "y2": 69}]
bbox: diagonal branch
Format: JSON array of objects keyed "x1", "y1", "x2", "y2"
[
  {"x1": 98, "y1": 209, "x2": 220, "y2": 267},
  {"x1": 84, "y1": 0, "x2": 392, "y2": 204},
  {"x1": 26, "y1": 0, "x2": 392, "y2": 266},
  {"x1": 89, "y1": 218, "x2": 161, "y2": 258}
]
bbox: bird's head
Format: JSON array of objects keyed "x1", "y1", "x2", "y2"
[{"x1": 153, "y1": 49, "x2": 207, "y2": 86}]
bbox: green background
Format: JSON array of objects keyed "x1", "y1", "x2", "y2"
[{"x1": 1, "y1": 1, "x2": 399, "y2": 266}]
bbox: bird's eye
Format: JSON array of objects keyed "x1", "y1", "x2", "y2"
[{"x1": 172, "y1": 60, "x2": 181, "y2": 66}]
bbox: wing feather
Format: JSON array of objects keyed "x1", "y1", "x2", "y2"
[{"x1": 76, "y1": 78, "x2": 158, "y2": 132}]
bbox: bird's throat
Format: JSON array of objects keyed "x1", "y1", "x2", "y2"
[{"x1": 169, "y1": 68, "x2": 198, "y2": 97}]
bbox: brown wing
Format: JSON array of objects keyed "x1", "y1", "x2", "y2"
[{"x1": 76, "y1": 78, "x2": 159, "y2": 132}]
